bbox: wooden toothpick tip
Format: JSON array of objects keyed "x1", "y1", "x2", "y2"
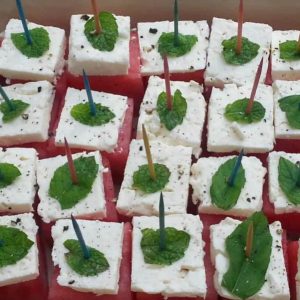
[
  {"x1": 16, "y1": 0, "x2": 32, "y2": 45},
  {"x1": 0, "y1": 85, "x2": 14, "y2": 111},
  {"x1": 245, "y1": 57, "x2": 264, "y2": 115},
  {"x1": 159, "y1": 192, "x2": 166, "y2": 251},
  {"x1": 228, "y1": 149, "x2": 244, "y2": 187},
  {"x1": 82, "y1": 69, "x2": 97, "y2": 116},
  {"x1": 236, "y1": 0, "x2": 244, "y2": 55},
  {"x1": 142, "y1": 124, "x2": 156, "y2": 181},
  {"x1": 246, "y1": 221, "x2": 254, "y2": 258},
  {"x1": 163, "y1": 56, "x2": 173, "y2": 110},
  {"x1": 64, "y1": 137, "x2": 78, "y2": 185},
  {"x1": 91, "y1": 0, "x2": 102, "y2": 34}
]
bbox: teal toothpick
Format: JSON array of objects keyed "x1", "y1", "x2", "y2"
[
  {"x1": 159, "y1": 192, "x2": 166, "y2": 251},
  {"x1": 16, "y1": 0, "x2": 32, "y2": 45},
  {"x1": 173, "y1": 0, "x2": 179, "y2": 47},
  {"x1": 228, "y1": 149, "x2": 244, "y2": 187},
  {"x1": 82, "y1": 69, "x2": 96, "y2": 116},
  {"x1": 0, "y1": 85, "x2": 14, "y2": 111}
]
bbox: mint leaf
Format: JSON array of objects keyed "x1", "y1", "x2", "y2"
[
  {"x1": 11, "y1": 27, "x2": 50, "y2": 58},
  {"x1": 0, "y1": 163, "x2": 21, "y2": 188},
  {"x1": 210, "y1": 157, "x2": 246, "y2": 210},
  {"x1": 49, "y1": 156, "x2": 99, "y2": 209},
  {"x1": 0, "y1": 225, "x2": 34, "y2": 268},
  {"x1": 157, "y1": 89, "x2": 187, "y2": 131},
  {"x1": 64, "y1": 239, "x2": 109, "y2": 276},
  {"x1": 222, "y1": 36, "x2": 260, "y2": 65},
  {"x1": 224, "y1": 98, "x2": 265, "y2": 124},
  {"x1": 71, "y1": 102, "x2": 115, "y2": 126},
  {"x1": 141, "y1": 227, "x2": 190, "y2": 265},
  {"x1": 132, "y1": 163, "x2": 170, "y2": 194},
  {"x1": 0, "y1": 99, "x2": 29, "y2": 123},
  {"x1": 84, "y1": 12, "x2": 118, "y2": 52},
  {"x1": 278, "y1": 156, "x2": 300, "y2": 205},
  {"x1": 158, "y1": 32, "x2": 198, "y2": 57},
  {"x1": 222, "y1": 212, "x2": 272, "y2": 299},
  {"x1": 279, "y1": 40, "x2": 300, "y2": 61},
  {"x1": 279, "y1": 95, "x2": 300, "y2": 129}
]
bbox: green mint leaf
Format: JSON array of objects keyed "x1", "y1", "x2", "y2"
[
  {"x1": 279, "y1": 95, "x2": 300, "y2": 129},
  {"x1": 11, "y1": 27, "x2": 50, "y2": 58},
  {"x1": 224, "y1": 98, "x2": 265, "y2": 124},
  {"x1": 84, "y1": 12, "x2": 118, "y2": 52},
  {"x1": 49, "y1": 156, "x2": 99, "y2": 209},
  {"x1": 210, "y1": 157, "x2": 246, "y2": 210},
  {"x1": 222, "y1": 36, "x2": 260, "y2": 65},
  {"x1": 141, "y1": 227, "x2": 190, "y2": 265},
  {"x1": 0, "y1": 225, "x2": 34, "y2": 268},
  {"x1": 157, "y1": 89, "x2": 187, "y2": 131},
  {"x1": 132, "y1": 163, "x2": 170, "y2": 194},
  {"x1": 0, "y1": 163, "x2": 21, "y2": 188},
  {"x1": 71, "y1": 102, "x2": 115, "y2": 126},
  {"x1": 222, "y1": 212, "x2": 272, "y2": 299},
  {"x1": 64, "y1": 239, "x2": 109, "y2": 276},
  {"x1": 158, "y1": 32, "x2": 198, "y2": 57},
  {"x1": 278, "y1": 156, "x2": 300, "y2": 205},
  {"x1": 279, "y1": 40, "x2": 300, "y2": 61},
  {"x1": 0, "y1": 99, "x2": 29, "y2": 123}
]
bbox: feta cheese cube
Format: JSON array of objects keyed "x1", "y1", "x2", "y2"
[
  {"x1": 268, "y1": 151, "x2": 300, "y2": 214},
  {"x1": 273, "y1": 80, "x2": 300, "y2": 139},
  {"x1": 131, "y1": 214, "x2": 206, "y2": 298},
  {"x1": 0, "y1": 81, "x2": 55, "y2": 146},
  {"x1": 0, "y1": 19, "x2": 65, "y2": 82},
  {"x1": 0, "y1": 147, "x2": 37, "y2": 213},
  {"x1": 137, "y1": 76, "x2": 206, "y2": 158},
  {"x1": 68, "y1": 14, "x2": 130, "y2": 76},
  {"x1": 205, "y1": 17, "x2": 272, "y2": 88},
  {"x1": 138, "y1": 20, "x2": 209, "y2": 76},
  {"x1": 117, "y1": 140, "x2": 192, "y2": 216},
  {"x1": 190, "y1": 155, "x2": 266, "y2": 217},
  {"x1": 0, "y1": 213, "x2": 39, "y2": 287},
  {"x1": 37, "y1": 151, "x2": 106, "y2": 223},
  {"x1": 52, "y1": 219, "x2": 123, "y2": 295},
  {"x1": 207, "y1": 83, "x2": 274, "y2": 153},
  {"x1": 272, "y1": 30, "x2": 300, "y2": 81},
  {"x1": 55, "y1": 87, "x2": 128, "y2": 152},
  {"x1": 210, "y1": 217, "x2": 290, "y2": 299}
]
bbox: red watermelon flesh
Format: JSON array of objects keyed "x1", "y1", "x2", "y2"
[{"x1": 288, "y1": 241, "x2": 299, "y2": 300}]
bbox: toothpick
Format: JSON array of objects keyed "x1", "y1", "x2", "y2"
[
  {"x1": 245, "y1": 221, "x2": 254, "y2": 258},
  {"x1": 245, "y1": 57, "x2": 263, "y2": 115},
  {"x1": 16, "y1": 0, "x2": 32, "y2": 45},
  {"x1": 228, "y1": 149, "x2": 244, "y2": 187},
  {"x1": 82, "y1": 69, "x2": 97, "y2": 116},
  {"x1": 91, "y1": 0, "x2": 102, "y2": 34},
  {"x1": 159, "y1": 192, "x2": 166, "y2": 251},
  {"x1": 163, "y1": 56, "x2": 173, "y2": 110},
  {"x1": 64, "y1": 137, "x2": 78, "y2": 185},
  {"x1": 236, "y1": 0, "x2": 244, "y2": 55},
  {"x1": 71, "y1": 215, "x2": 91, "y2": 259},
  {"x1": 173, "y1": 0, "x2": 179, "y2": 46},
  {"x1": 142, "y1": 124, "x2": 156, "y2": 181},
  {"x1": 0, "y1": 85, "x2": 14, "y2": 111}
]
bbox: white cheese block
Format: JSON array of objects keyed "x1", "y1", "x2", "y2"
[
  {"x1": 0, "y1": 213, "x2": 39, "y2": 287},
  {"x1": 0, "y1": 81, "x2": 55, "y2": 146},
  {"x1": 268, "y1": 151, "x2": 300, "y2": 214},
  {"x1": 205, "y1": 17, "x2": 272, "y2": 88},
  {"x1": 190, "y1": 155, "x2": 266, "y2": 217},
  {"x1": 138, "y1": 20, "x2": 209, "y2": 76},
  {"x1": 272, "y1": 30, "x2": 300, "y2": 81},
  {"x1": 210, "y1": 217, "x2": 290, "y2": 299},
  {"x1": 296, "y1": 240, "x2": 300, "y2": 300},
  {"x1": 207, "y1": 83, "x2": 274, "y2": 153},
  {"x1": 55, "y1": 87, "x2": 128, "y2": 153},
  {"x1": 52, "y1": 219, "x2": 124, "y2": 295},
  {"x1": 131, "y1": 214, "x2": 206, "y2": 298},
  {"x1": 117, "y1": 139, "x2": 192, "y2": 216},
  {"x1": 0, "y1": 19, "x2": 65, "y2": 82},
  {"x1": 37, "y1": 151, "x2": 106, "y2": 223},
  {"x1": 68, "y1": 14, "x2": 130, "y2": 76},
  {"x1": 137, "y1": 76, "x2": 206, "y2": 158},
  {"x1": 273, "y1": 80, "x2": 300, "y2": 139},
  {"x1": 0, "y1": 147, "x2": 37, "y2": 213}
]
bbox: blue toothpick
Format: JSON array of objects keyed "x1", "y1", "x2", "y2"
[
  {"x1": 173, "y1": 0, "x2": 179, "y2": 47},
  {"x1": 0, "y1": 85, "x2": 14, "y2": 111},
  {"x1": 71, "y1": 215, "x2": 91, "y2": 259},
  {"x1": 159, "y1": 192, "x2": 166, "y2": 251},
  {"x1": 82, "y1": 69, "x2": 96, "y2": 116},
  {"x1": 228, "y1": 149, "x2": 244, "y2": 187},
  {"x1": 16, "y1": 0, "x2": 32, "y2": 45}
]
